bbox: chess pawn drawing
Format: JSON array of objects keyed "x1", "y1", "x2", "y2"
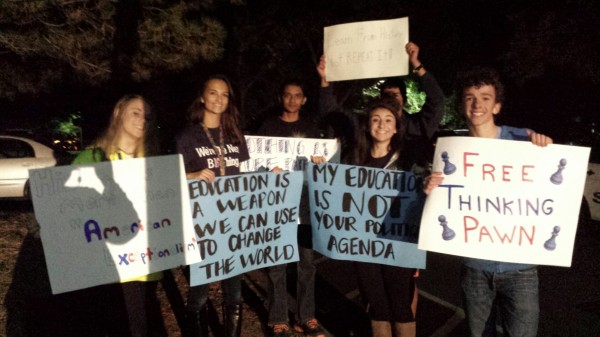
[
  {"x1": 439, "y1": 215, "x2": 456, "y2": 241},
  {"x1": 544, "y1": 226, "x2": 561, "y2": 251},
  {"x1": 441, "y1": 151, "x2": 456, "y2": 175},
  {"x1": 550, "y1": 158, "x2": 567, "y2": 185}
]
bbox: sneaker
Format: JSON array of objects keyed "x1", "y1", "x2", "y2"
[
  {"x1": 270, "y1": 323, "x2": 293, "y2": 337},
  {"x1": 293, "y1": 318, "x2": 326, "y2": 337}
]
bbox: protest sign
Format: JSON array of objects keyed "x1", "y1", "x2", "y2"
[
  {"x1": 188, "y1": 171, "x2": 303, "y2": 286},
  {"x1": 307, "y1": 162, "x2": 426, "y2": 268},
  {"x1": 324, "y1": 17, "x2": 409, "y2": 82},
  {"x1": 419, "y1": 137, "x2": 590, "y2": 267},
  {"x1": 29, "y1": 154, "x2": 200, "y2": 294},
  {"x1": 242, "y1": 136, "x2": 340, "y2": 174}
]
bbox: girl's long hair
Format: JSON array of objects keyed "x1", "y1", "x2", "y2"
[
  {"x1": 95, "y1": 94, "x2": 158, "y2": 157},
  {"x1": 189, "y1": 74, "x2": 245, "y2": 145},
  {"x1": 351, "y1": 97, "x2": 407, "y2": 166}
]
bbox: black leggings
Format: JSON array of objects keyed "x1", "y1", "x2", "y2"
[
  {"x1": 121, "y1": 281, "x2": 167, "y2": 337},
  {"x1": 354, "y1": 262, "x2": 416, "y2": 322}
]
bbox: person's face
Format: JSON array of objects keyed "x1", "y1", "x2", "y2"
[
  {"x1": 462, "y1": 84, "x2": 501, "y2": 127},
  {"x1": 201, "y1": 79, "x2": 230, "y2": 115},
  {"x1": 369, "y1": 108, "x2": 397, "y2": 144},
  {"x1": 282, "y1": 84, "x2": 307, "y2": 114},
  {"x1": 120, "y1": 98, "x2": 146, "y2": 141},
  {"x1": 382, "y1": 87, "x2": 404, "y2": 108}
]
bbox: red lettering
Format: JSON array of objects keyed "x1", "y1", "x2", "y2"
[
  {"x1": 502, "y1": 165, "x2": 513, "y2": 182},
  {"x1": 479, "y1": 226, "x2": 493, "y2": 243},
  {"x1": 463, "y1": 152, "x2": 478, "y2": 177},
  {"x1": 519, "y1": 226, "x2": 535, "y2": 245},
  {"x1": 522, "y1": 165, "x2": 534, "y2": 182},
  {"x1": 463, "y1": 215, "x2": 479, "y2": 243},
  {"x1": 482, "y1": 164, "x2": 495, "y2": 181}
]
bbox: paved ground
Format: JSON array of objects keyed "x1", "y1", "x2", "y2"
[
  {"x1": 307, "y1": 221, "x2": 600, "y2": 337},
  {"x1": 3, "y1": 199, "x2": 600, "y2": 336}
]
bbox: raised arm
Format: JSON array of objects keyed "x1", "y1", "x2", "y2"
[{"x1": 404, "y1": 42, "x2": 445, "y2": 141}]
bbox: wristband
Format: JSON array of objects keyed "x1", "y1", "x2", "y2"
[{"x1": 413, "y1": 64, "x2": 424, "y2": 73}]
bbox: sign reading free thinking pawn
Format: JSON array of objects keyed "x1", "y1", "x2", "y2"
[{"x1": 419, "y1": 136, "x2": 590, "y2": 267}]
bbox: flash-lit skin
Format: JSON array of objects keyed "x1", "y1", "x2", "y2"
[
  {"x1": 280, "y1": 84, "x2": 307, "y2": 122},
  {"x1": 270, "y1": 85, "x2": 324, "y2": 172},
  {"x1": 424, "y1": 84, "x2": 553, "y2": 195},
  {"x1": 187, "y1": 78, "x2": 231, "y2": 182},
  {"x1": 462, "y1": 84, "x2": 553, "y2": 146},
  {"x1": 201, "y1": 79, "x2": 230, "y2": 127},
  {"x1": 462, "y1": 84, "x2": 501, "y2": 138},
  {"x1": 117, "y1": 98, "x2": 145, "y2": 154},
  {"x1": 369, "y1": 108, "x2": 397, "y2": 157}
]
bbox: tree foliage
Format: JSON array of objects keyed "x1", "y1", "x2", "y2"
[{"x1": 0, "y1": 0, "x2": 230, "y2": 98}]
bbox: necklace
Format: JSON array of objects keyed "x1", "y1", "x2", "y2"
[{"x1": 201, "y1": 123, "x2": 226, "y2": 176}]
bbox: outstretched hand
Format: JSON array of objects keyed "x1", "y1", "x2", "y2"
[
  {"x1": 527, "y1": 130, "x2": 553, "y2": 147},
  {"x1": 406, "y1": 42, "x2": 420, "y2": 65},
  {"x1": 317, "y1": 55, "x2": 329, "y2": 87},
  {"x1": 423, "y1": 171, "x2": 444, "y2": 195}
]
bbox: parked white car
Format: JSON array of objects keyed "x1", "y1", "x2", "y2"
[
  {"x1": 583, "y1": 162, "x2": 600, "y2": 223},
  {"x1": 0, "y1": 135, "x2": 57, "y2": 198}
]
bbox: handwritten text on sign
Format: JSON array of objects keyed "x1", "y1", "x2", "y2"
[
  {"x1": 242, "y1": 135, "x2": 339, "y2": 173},
  {"x1": 307, "y1": 163, "x2": 426, "y2": 268},
  {"x1": 189, "y1": 171, "x2": 303, "y2": 286},
  {"x1": 29, "y1": 155, "x2": 199, "y2": 294},
  {"x1": 324, "y1": 17, "x2": 409, "y2": 82},
  {"x1": 418, "y1": 137, "x2": 590, "y2": 267}
]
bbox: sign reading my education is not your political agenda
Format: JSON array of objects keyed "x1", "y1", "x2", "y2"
[
  {"x1": 29, "y1": 155, "x2": 200, "y2": 294},
  {"x1": 419, "y1": 137, "x2": 590, "y2": 267},
  {"x1": 188, "y1": 171, "x2": 303, "y2": 286},
  {"x1": 324, "y1": 17, "x2": 409, "y2": 82},
  {"x1": 307, "y1": 162, "x2": 426, "y2": 269}
]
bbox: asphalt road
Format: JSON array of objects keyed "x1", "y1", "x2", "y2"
[
  {"x1": 305, "y1": 221, "x2": 600, "y2": 337},
  {"x1": 4, "y1": 199, "x2": 599, "y2": 337}
]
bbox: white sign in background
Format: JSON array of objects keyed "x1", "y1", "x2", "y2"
[
  {"x1": 419, "y1": 137, "x2": 590, "y2": 267},
  {"x1": 242, "y1": 136, "x2": 340, "y2": 174},
  {"x1": 324, "y1": 17, "x2": 409, "y2": 82},
  {"x1": 30, "y1": 154, "x2": 201, "y2": 294}
]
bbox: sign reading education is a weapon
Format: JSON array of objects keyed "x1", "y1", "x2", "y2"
[
  {"x1": 188, "y1": 171, "x2": 303, "y2": 286},
  {"x1": 418, "y1": 137, "x2": 590, "y2": 267}
]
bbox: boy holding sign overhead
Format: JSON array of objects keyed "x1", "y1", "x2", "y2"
[{"x1": 424, "y1": 67, "x2": 553, "y2": 337}]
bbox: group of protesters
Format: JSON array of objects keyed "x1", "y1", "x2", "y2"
[{"x1": 71, "y1": 39, "x2": 552, "y2": 337}]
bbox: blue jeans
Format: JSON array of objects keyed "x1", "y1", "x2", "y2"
[
  {"x1": 267, "y1": 225, "x2": 316, "y2": 325},
  {"x1": 461, "y1": 265, "x2": 539, "y2": 337}
]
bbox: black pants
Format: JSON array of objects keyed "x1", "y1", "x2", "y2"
[
  {"x1": 121, "y1": 281, "x2": 167, "y2": 337},
  {"x1": 354, "y1": 262, "x2": 416, "y2": 322}
]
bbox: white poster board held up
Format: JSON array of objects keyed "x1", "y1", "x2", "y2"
[
  {"x1": 418, "y1": 137, "x2": 590, "y2": 267},
  {"x1": 242, "y1": 136, "x2": 340, "y2": 175},
  {"x1": 324, "y1": 17, "x2": 409, "y2": 82},
  {"x1": 29, "y1": 154, "x2": 200, "y2": 294}
]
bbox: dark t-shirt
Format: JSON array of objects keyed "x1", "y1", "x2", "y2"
[
  {"x1": 364, "y1": 152, "x2": 394, "y2": 169},
  {"x1": 175, "y1": 124, "x2": 250, "y2": 176},
  {"x1": 256, "y1": 114, "x2": 322, "y2": 228},
  {"x1": 256, "y1": 115, "x2": 322, "y2": 138}
]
